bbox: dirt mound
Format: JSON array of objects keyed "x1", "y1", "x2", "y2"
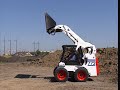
[
  {"x1": 41, "y1": 50, "x2": 62, "y2": 67},
  {"x1": 97, "y1": 48, "x2": 118, "y2": 83},
  {"x1": 19, "y1": 50, "x2": 62, "y2": 67}
]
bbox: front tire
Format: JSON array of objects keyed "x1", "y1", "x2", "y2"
[
  {"x1": 74, "y1": 67, "x2": 88, "y2": 82},
  {"x1": 54, "y1": 68, "x2": 68, "y2": 82}
]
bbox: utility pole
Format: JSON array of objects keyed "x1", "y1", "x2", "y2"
[
  {"x1": 14, "y1": 40, "x2": 17, "y2": 53},
  {"x1": 33, "y1": 41, "x2": 35, "y2": 52},
  {"x1": 37, "y1": 42, "x2": 40, "y2": 51},
  {"x1": 3, "y1": 37, "x2": 5, "y2": 55},
  {"x1": 8, "y1": 40, "x2": 11, "y2": 55}
]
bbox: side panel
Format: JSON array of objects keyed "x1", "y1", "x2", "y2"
[{"x1": 83, "y1": 58, "x2": 99, "y2": 76}]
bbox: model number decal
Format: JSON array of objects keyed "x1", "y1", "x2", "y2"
[{"x1": 88, "y1": 59, "x2": 95, "y2": 66}]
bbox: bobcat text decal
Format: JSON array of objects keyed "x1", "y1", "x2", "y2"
[{"x1": 88, "y1": 59, "x2": 95, "y2": 66}]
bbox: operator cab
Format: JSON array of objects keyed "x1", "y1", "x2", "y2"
[{"x1": 60, "y1": 45, "x2": 84, "y2": 65}]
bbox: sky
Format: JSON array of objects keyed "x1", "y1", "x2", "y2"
[{"x1": 0, "y1": 0, "x2": 118, "y2": 54}]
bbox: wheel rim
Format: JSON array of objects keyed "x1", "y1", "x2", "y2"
[
  {"x1": 57, "y1": 70, "x2": 66, "y2": 80},
  {"x1": 77, "y1": 70, "x2": 86, "y2": 81}
]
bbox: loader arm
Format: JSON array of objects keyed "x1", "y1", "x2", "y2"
[{"x1": 45, "y1": 13, "x2": 96, "y2": 54}]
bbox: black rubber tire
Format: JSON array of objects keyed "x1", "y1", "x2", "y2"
[
  {"x1": 53, "y1": 66, "x2": 58, "y2": 76},
  {"x1": 54, "y1": 68, "x2": 68, "y2": 82},
  {"x1": 74, "y1": 67, "x2": 88, "y2": 82}
]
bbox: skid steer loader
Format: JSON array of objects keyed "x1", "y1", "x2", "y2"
[{"x1": 45, "y1": 13, "x2": 99, "y2": 82}]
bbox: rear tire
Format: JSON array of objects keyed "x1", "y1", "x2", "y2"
[
  {"x1": 74, "y1": 67, "x2": 88, "y2": 82},
  {"x1": 54, "y1": 68, "x2": 68, "y2": 82}
]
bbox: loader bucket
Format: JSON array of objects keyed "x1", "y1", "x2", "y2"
[{"x1": 45, "y1": 13, "x2": 56, "y2": 34}]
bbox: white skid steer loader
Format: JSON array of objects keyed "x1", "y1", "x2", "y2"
[{"x1": 45, "y1": 13, "x2": 99, "y2": 82}]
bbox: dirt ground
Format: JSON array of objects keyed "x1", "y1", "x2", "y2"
[{"x1": 0, "y1": 63, "x2": 118, "y2": 90}]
